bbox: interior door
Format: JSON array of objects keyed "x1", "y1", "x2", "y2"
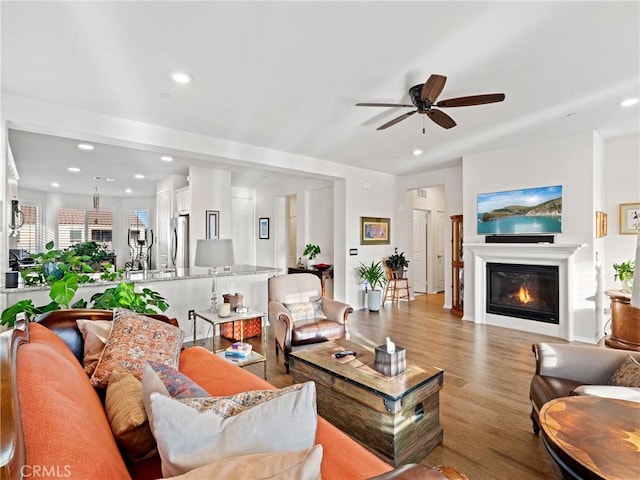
[
  {"x1": 412, "y1": 210, "x2": 427, "y2": 293},
  {"x1": 436, "y1": 211, "x2": 445, "y2": 292}
]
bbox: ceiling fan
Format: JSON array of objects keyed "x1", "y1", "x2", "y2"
[{"x1": 356, "y1": 74, "x2": 505, "y2": 132}]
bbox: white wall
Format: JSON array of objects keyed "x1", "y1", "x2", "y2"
[
  {"x1": 603, "y1": 133, "x2": 640, "y2": 290},
  {"x1": 463, "y1": 132, "x2": 602, "y2": 343}
]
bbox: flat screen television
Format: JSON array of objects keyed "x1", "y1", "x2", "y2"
[{"x1": 477, "y1": 185, "x2": 562, "y2": 235}]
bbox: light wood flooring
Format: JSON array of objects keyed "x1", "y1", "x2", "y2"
[{"x1": 189, "y1": 293, "x2": 575, "y2": 479}]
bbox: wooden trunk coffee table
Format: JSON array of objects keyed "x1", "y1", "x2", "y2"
[
  {"x1": 289, "y1": 340, "x2": 444, "y2": 466},
  {"x1": 539, "y1": 396, "x2": 640, "y2": 480}
]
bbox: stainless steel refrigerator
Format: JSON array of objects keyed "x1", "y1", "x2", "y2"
[{"x1": 170, "y1": 214, "x2": 189, "y2": 269}]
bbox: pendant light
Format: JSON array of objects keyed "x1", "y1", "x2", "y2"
[{"x1": 93, "y1": 186, "x2": 100, "y2": 210}]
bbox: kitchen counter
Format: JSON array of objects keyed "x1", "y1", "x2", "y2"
[{"x1": 1, "y1": 265, "x2": 281, "y2": 342}]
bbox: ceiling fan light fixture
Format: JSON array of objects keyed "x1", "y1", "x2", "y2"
[{"x1": 93, "y1": 186, "x2": 100, "y2": 210}]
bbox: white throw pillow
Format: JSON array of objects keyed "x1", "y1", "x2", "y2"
[
  {"x1": 149, "y1": 382, "x2": 317, "y2": 477},
  {"x1": 164, "y1": 445, "x2": 323, "y2": 480},
  {"x1": 572, "y1": 385, "x2": 640, "y2": 403}
]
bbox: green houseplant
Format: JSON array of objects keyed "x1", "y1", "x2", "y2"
[
  {"x1": 613, "y1": 260, "x2": 635, "y2": 293},
  {"x1": 357, "y1": 261, "x2": 387, "y2": 312},
  {"x1": 303, "y1": 244, "x2": 321, "y2": 268},
  {"x1": 1, "y1": 242, "x2": 167, "y2": 328},
  {"x1": 386, "y1": 251, "x2": 410, "y2": 279}
]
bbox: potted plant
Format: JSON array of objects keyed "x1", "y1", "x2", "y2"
[
  {"x1": 613, "y1": 260, "x2": 635, "y2": 293},
  {"x1": 0, "y1": 242, "x2": 167, "y2": 328},
  {"x1": 357, "y1": 261, "x2": 387, "y2": 312},
  {"x1": 303, "y1": 244, "x2": 321, "y2": 268},
  {"x1": 386, "y1": 251, "x2": 410, "y2": 279}
]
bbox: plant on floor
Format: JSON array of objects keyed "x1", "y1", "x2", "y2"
[
  {"x1": 303, "y1": 244, "x2": 321, "y2": 260},
  {"x1": 357, "y1": 261, "x2": 387, "y2": 291}
]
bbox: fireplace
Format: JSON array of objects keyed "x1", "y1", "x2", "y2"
[{"x1": 486, "y1": 263, "x2": 559, "y2": 324}]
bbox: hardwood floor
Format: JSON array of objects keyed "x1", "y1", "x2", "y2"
[{"x1": 190, "y1": 293, "x2": 569, "y2": 479}]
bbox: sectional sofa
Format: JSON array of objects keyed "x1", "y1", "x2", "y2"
[{"x1": 0, "y1": 309, "x2": 467, "y2": 480}]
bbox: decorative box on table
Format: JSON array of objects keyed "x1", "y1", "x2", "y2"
[
  {"x1": 220, "y1": 318, "x2": 262, "y2": 341},
  {"x1": 374, "y1": 345, "x2": 406, "y2": 377}
]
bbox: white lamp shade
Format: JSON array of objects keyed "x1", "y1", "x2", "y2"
[{"x1": 194, "y1": 239, "x2": 235, "y2": 268}]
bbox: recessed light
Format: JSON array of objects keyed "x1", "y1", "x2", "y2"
[
  {"x1": 78, "y1": 143, "x2": 94, "y2": 151},
  {"x1": 134, "y1": 174, "x2": 145, "y2": 179},
  {"x1": 161, "y1": 156, "x2": 174, "y2": 162},
  {"x1": 171, "y1": 72, "x2": 192, "y2": 84},
  {"x1": 620, "y1": 97, "x2": 639, "y2": 107},
  {"x1": 67, "y1": 167, "x2": 81, "y2": 172},
  {"x1": 125, "y1": 188, "x2": 132, "y2": 194},
  {"x1": 51, "y1": 182, "x2": 60, "y2": 188},
  {"x1": 106, "y1": 178, "x2": 115, "y2": 182},
  {"x1": 412, "y1": 149, "x2": 423, "y2": 156}
]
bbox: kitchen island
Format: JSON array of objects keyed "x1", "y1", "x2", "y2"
[{"x1": 1, "y1": 265, "x2": 280, "y2": 342}]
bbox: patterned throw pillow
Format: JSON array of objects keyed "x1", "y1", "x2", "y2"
[
  {"x1": 609, "y1": 354, "x2": 640, "y2": 387},
  {"x1": 149, "y1": 382, "x2": 317, "y2": 477},
  {"x1": 283, "y1": 300, "x2": 326, "y2": 322},
  {"x1": 90, "y1": 310, "x2": 183, "y2": 389}
]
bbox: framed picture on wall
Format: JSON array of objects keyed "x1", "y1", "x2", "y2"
[
  {"x1": 206, "y1": 210, "x2": 219, "y2": 239},
  {"x1": 259, "y1": 217, "x2": 270, "y2": 239},
  {"x1": 619, "y1": 203, "x2": 640, "y2": 234},
  {"x1": 360, "y1": 216, "x2": 390, "y2": 245}
]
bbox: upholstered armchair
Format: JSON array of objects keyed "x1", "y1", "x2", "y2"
[{"x1": 269, "y1": 273, "x2": 353, "y2": 373}]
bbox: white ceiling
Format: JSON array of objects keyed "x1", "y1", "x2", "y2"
[{"x1": 2, "y1": 1, "x2": 639, "y2": 197}]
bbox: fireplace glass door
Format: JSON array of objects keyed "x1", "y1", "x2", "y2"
[{"x1": 486, "y1": 263, "x2": 559, "y2": 324}]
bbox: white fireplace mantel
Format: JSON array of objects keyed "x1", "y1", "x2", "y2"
[{"x1": 464, "y1": 242, "x2": 584, "y2": 340}]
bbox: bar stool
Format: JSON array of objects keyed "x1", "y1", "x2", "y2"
[{"x1": 382, "y1": 257, "x2": 411, "y2": 306}]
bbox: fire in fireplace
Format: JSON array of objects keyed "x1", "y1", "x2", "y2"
[{"x1": 486, "y1": 263, "x2": 559, "y2": 324}]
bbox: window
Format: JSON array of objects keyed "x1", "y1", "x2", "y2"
[
  {"x1": 17, "y1": 203, "x2": 42, "y2": 253},
  {"x1": 58, "y1": 208, "x2": 113, "y2": 250},
  {"x1": 129, "y1": 209, "x2": 149, "y2": 243}
]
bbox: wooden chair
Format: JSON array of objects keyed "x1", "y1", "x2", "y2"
[{"x1": 382, "y1": 257, "x2": 411, "y2": 306}]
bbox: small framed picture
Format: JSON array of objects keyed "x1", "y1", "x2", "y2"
[
  {"x1": 619, "y1": 203, "x2": 640, "y2": 234},
  {"x1": 360, "y1": 216, "x2": 390, "y2": 245},
  {"x1": 259, "y1": 217, "x2": 270, "y2": 239},
  {"x1": 206, "y1": 210, "x2": 219, "y2": 239}
]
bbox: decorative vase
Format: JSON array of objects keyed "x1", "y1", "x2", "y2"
[{"x1": 367, "y1": 290, "x2": 382, "y2": 312}]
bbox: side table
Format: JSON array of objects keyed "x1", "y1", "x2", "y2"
[{"x1": 192, "y1": 309, "x2": 267, "y2": 379}]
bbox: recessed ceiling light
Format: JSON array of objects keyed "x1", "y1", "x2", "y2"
[
  {"x1": 161, "y1": 156, "x2": 174, "y2": 162},
  {"x1": 412, "y1": 149, "x2": 423, "y2": 156},
  {"x1": 620, "y1": 97, "x2": 639, "y2": 107},
  {"x1": 78, "y1": 143, "x2": 94, "y2": 151},
  {"x1": 67, "y1": 167, "x2": 81, "y2": 172},
  {"x1": 125, "y1": 188, "x2": 132, "y2": 194},
  {"x1": 51, "y1": 182, "x2": 60, "y2": 188},
  {"x1": 106, "y1": 178, "x2": 115, "y2": 182},
  {"x1": 171, "y1": 72, "x2": 192, "y2": 84},
  {"x1": 134, "y1": 174, "x2": 145, "y2": 179}
]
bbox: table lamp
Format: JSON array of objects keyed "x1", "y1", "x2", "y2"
[{"x1": 195, "y1": 239, "x2": 235, "y2": 312}]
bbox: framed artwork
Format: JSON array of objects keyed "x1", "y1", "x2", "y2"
[
  {"x1": 259, "y1": 217, "x2": 270, "y2": 239},
  {"x1": 595, "y1": 211, "x2": 607, "y2": 238},
  {"x1": 360, "y1": 216, "x2": 390, "y2": 245},
  {"x1": 619, "y1": 203, "x2": 640, "y2": 234},
  {"x1": 206, "y1": 210, "x2": 219, "y2": 239}
]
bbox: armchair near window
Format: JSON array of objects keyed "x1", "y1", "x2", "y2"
[{"x1": 269, "y1": 273, "x2": 353, "y2": 373}]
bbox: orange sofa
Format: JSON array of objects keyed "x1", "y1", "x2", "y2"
[{"x1": 0, "y1": 311, "x2": 466, "y2": 480}]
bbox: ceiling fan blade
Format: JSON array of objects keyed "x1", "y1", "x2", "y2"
[
  {"x1": 420, "y1": 74, "x2": 447, "y2": 103},
  {"x1": 426, "y1": 109, "x2": 457, "y2": 129},
  {"x1": 377, "y1": 110, "x2": 417, "y2": 130},
  {"x1": 436, "y1": 93, "x2": 505, "y2": 108},
  {"x1": 356, "y1": 102, "x2": 414, "y2": 108}
]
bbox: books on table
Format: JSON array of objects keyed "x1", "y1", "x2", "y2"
[{"x1": 225, "y1": 342, "x2": 252, "y2": 358}]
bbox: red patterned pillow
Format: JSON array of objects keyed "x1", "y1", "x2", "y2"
[{"x1": 90, "y1": 310, "x2": 183, "y2": 389}]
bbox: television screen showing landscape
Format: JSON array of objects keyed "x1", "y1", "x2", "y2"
[{"x1": 477, "y1": 185, "x2": 562, "y2": 235}]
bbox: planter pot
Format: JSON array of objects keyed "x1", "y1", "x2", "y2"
[
  {"x1": 621, "y1": 276, "x2": 634, "y2": 294},
  {"x1": 367, "y1": 290, "x2": 383, "y2": 312},
  {"x1": 605, "y1": 295, "x2": 640, "y2": 351}
]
